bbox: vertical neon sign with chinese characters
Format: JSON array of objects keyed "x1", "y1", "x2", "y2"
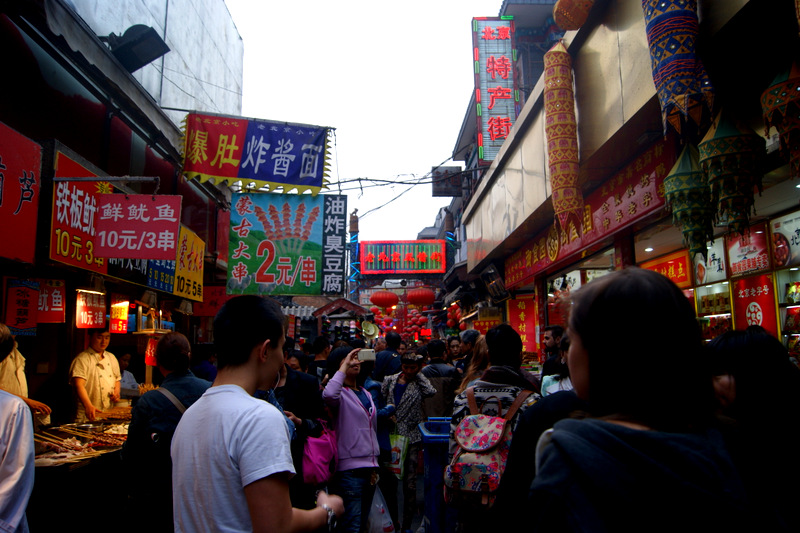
[{"x1": 473, "y1": 16, "x2": 518, "y2": 165}]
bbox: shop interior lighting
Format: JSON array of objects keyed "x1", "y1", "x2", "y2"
[
  {"x1": 76, "y1": 274, "x2": 106, "y2": 295},
  {"x1": 644, "y1": 247, "x2": 654, "y2": 252}
]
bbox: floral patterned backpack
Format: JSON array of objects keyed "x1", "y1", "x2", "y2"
[{"x1": 444, "y1": 387, "x2": 532, "y2": 508}]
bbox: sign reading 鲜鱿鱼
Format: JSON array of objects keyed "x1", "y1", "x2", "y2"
[
  {"x1": 50, "y1": 151, "x2": 110, "y2": 274},
  {"x1": 359, "y1": 241, "x2": 446, "y2": 274},
  {"x1": 183, "y1": 113, "x2": 332, "y2": 195},
  {"x1": 94, "y1": 194, "x2": 182, "y2": 260},
  {"x1": 228, "y1": 193, "x2": 347, "y2": 296},
  {"x1": 473, "y1": 17, "x2": 518, "y2": 165},
  {"x1": 173, "y1": 225, "x2": 205, "y2": 302},
  {"x1": 0, "y1": 121, "x2": 41, "y2": 264}
]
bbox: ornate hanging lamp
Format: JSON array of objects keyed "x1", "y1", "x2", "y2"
[
  {"x1": 761, "y1": 61, "x2": 800, "y2": 178},
  {"x1": 544, "y1": 40, "x2": 583, "y2": 237},
  {"x1": 553, "y1": 0, "x2": 595, "y2": 31},
  {"x1": 642, "y1": 0, "x2": 714, "y2": 138},
  {"x1": 698, "y1": 109, "x2": 764, "y2": 236},
  {"x1": 664, "y1": 144, "x2": 715, "y2": 259}
]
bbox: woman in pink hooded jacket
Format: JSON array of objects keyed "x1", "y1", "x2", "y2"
[{"x1": 323, "y1": 349, "x2": 380, "y2": 533}]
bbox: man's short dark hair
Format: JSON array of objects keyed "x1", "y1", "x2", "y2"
[
  {"x1": 312, "y1": 336, "x2": 330, "y2": 355},
  {"x1": 485, "y1": 323, "x2": 523, "y2": 367},
  {"x1": 385, "y1": 331, "x2": 402, "y2": 350},
  {"x1": 214, "y1": 296, "x2": 284, "y2": 370},
  {"x1": 156, "y1": 332, "x2": 191, "y2": 372},
  {"x1": 460, "y1": 329, "x2": 480, "y2": 346},
  {"x1": 427, "y1": 339, "x2": 446, "y2": 360},
  {"x1": 544, "y1": 325, "x2": 564, "y2": 339},
  {"x1": 0, "y1": 323, "x2": 15, "y2": 364},
  {"x1": 88, "y1": 326, "x2": 110, "y2": 337}
]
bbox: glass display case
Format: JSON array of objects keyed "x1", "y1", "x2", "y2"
[
  {"x1": 695, "y1": 281, "x2": 732, "y2": 341},
  {"x1": 776, "y1": 267, "x2": 800, "y2": 356}
]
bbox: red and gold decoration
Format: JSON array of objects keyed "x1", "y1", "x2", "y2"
[
  {"x1": 642, "y1": 0, "x2": 714, "y2": 137},
  {"x1": 544, "y1": 40, "x2": 583, "y2": 236},
  {"x1": 664, "y1": 144, "x2": 715, "y2": 259},
  {"x1": 553, "y1": 0, "x2": 594, "y2": 31},
  {"x1": 761, "y1": 61, "x2": 800, "y2": 178},
  {"x1": 698, "y1": 109, "x2": 764, "y2": 235}
]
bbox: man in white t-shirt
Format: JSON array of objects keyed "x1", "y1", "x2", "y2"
[
  {"x1": 69, "y1": 328, "x2": 120, "y2": 421},
  {"x1": 171, "y1": 296, "x2": 343, "y2": 533}
]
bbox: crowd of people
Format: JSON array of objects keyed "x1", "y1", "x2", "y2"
[{"x1": 3, "y1": 266, "x2": 800, "y2": 532}]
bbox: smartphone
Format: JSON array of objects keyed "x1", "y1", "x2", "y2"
[{"x1": 358, "y1": 349, "x2": 376, "y2": 362}]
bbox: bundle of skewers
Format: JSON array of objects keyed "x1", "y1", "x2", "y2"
[
  {"x1": 58, "y1": 425, "x2": 127, "y2": 446},
  {"x1": 253, "y1": 202, "x2": 320, "y2": 256},
  {"x1": 94, "y1": 406, "x2": 132, "y2": 421},
  {"x1": 34, "y1": 432, "x2": 109, "y2": 466}
]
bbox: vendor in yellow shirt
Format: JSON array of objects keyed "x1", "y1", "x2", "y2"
[{"x1": 69, "y1": 327, "x2": 120, "y2": 421}]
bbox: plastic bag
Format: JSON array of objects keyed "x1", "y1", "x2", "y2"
[
  {"x1": 387, "y1": 432, "x2": 408, "y2": 480},
  {"x1": 366, "y1": 487, "x2": 395, "y2": 533}
]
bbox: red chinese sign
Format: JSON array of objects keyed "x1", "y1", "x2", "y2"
[
  {"x1": 110, "y1": 294, "x2": 129, "y2": 334},
  {"x1": 732, "y1": 273, "x2": 778, "y2": 337},
  {"x1": 50, "y1": 151, "x2": 111, "y2": 274},
  {"x1": 0, "y1": 122, "x2": 41, "y2": 263},
  {"x1": 95, "y1": 194, "x2": 182, "y2": 260},
  {"x1": 505, "y1": 139, "x2": 676, "y2": 288},
  {"x1": 726, "y1": 222, "x2": 771, "y2": 277},
  {"x1": 193, "y1": 285, "x2": 232, "y2": 317},
  {"x1": 76, "y1": 292, "x2": 106, "y2": 329},
  {"x1": 360, "y1": 241, "x2": 446, "y2": 274},
  {"x1": 36, "y1": 279, "x2": 66, "y2": 324},
  {"x1": 473, "y1": 17, "x2": 518, "y2": 164},
  {"x1": 145, "y1": 337, "x2": 158, "y2": 366},
  {"x1": 473, "y1": 319, "x2": 502, "y2": 335},
  {"x1": 507, "y1": 294, "x2": 538, "y2": 353},
  {"x1": 640, "y1": 250, "x2": 692, "y2": 288},
  {"x1": 3, "y1": 278, "x2": 39, "y2": 336}
]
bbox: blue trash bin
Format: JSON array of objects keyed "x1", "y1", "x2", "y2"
[{"x1": 419, "y1": 417, "x2": 451, "y2": 533}]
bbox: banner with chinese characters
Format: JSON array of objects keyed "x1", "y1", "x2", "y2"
[
  {"x1": 4, "y1": 278, "x2": 39, "y2": 336},
  {"x1": 640, "y1": 250, "x2": 692, "y2": 289},
  {"x1": 228, "y1": 193, "x2": 347, "y2": 296},
  {"x1": 507, "y1": 293, "x2": 538, "y2": 353},
  {"x1": 147, "y1": 259, "x2": 176, "y2": 293},
  {"x1": 360, "y1": 241, "x2": 446, "y2": 274},
  {"x1": 770, "y1": 209, "x2": 800, "y2": 269},
  {"x1": 0, "y1": 121, "x2": 41, "y2": 263},
  {"x1": 75, "y1": 291, "x2": 105, "y2": 329},
  {"x1": 193, "y1": 286, "x2": 232, "y2": 317},
  {"x1": 694, "y1": 238, "x2": 728, "y2": 286},
  {"x1": 110, "y1": 294, "x2": 129, "y2": 334},
  {"x1": 431, "y1": 166, "x2": 463, "y2": 197},
  {"x1": 726, "y1": 222, "x2": 771, "y2": 277},
  {"x1": 36, "y1": 279, "x2": 66, "y2": 324},
  {"x1": 473, "y1": 319, "x2": 502, "y2": 335},
  {"x1": 173, "y1": 225, "x2": 205, "y2": 302},
  {"x1": 183, "y1": 113, "x2": 332, "y2": 195},
  {"x1": 732, "y1": 273, "x2": 778, "y2": 337},
  {"x1": 95, "y1": 194, "x2": 182, "y2": 260},
  {"x1": 473, "y1": 17, "x2": 518, "y2": 165},
  {"x1": 145, "y1": 337, "x2": 158, "y2": 366},
  {"x1": 50, "y1": 151, "x2": 110, "y2": 274},
  {"x1": 505, "y1": 138, "x2": 676, "y2": 288}
]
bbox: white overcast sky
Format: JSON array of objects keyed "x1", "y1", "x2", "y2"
[{"x1": 223, "y1": 0, "x2": 502, "y2": 241}]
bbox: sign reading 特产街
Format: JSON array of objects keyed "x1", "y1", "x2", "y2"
[
  {"x1": 94, "y1": 194, "x2": 182, "y2": 260},
  {"x1": 360, "y1": 241, "x2": 446, "y2": 274},
  {"x1": 0, "y1": 121, "x2": 41, "y2": 264},
  {"x1": 228, "y1": 193, "x2": 348, "y2": 296},
  {"x1": 473, "y1": 17, "x2": 518, "y2": 165},
  {"x1": 183, "y1": 113, "x2": 332, "y2": 195}
]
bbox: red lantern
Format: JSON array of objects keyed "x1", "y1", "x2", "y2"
[
  {"x1": 370, "y1": 306, "x2": 380, "y2": 314},
  {"x1": 459, "y1": 322, "x2": 467, "y2": 331},
  {"x1": 383, "y1": 317, "x2": 393, "y2": 326},
  {"x1": 371, "y1": 290, "x2": 399, "y2": 309},
  {"x1": 407, "y1": 288, "x2": 435, "y2": 307},
  {"x1": 446, "y1": 319, "x2": 456, "y2": 328}
]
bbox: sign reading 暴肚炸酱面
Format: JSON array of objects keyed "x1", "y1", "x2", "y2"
[
  {"x1": 183, "y1": 113, "x2": 332, "y2": 195},
  {"x1": 227, "y1": 193, "x2": 347, "y2": 296},
  {"x1": 94, "y1": 194, "x2": 182, "y2": 261}
]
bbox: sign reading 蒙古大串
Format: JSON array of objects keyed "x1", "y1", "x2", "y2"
[{"x1": 228, "y1": 193, "x2": 347, "y2": 296}]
